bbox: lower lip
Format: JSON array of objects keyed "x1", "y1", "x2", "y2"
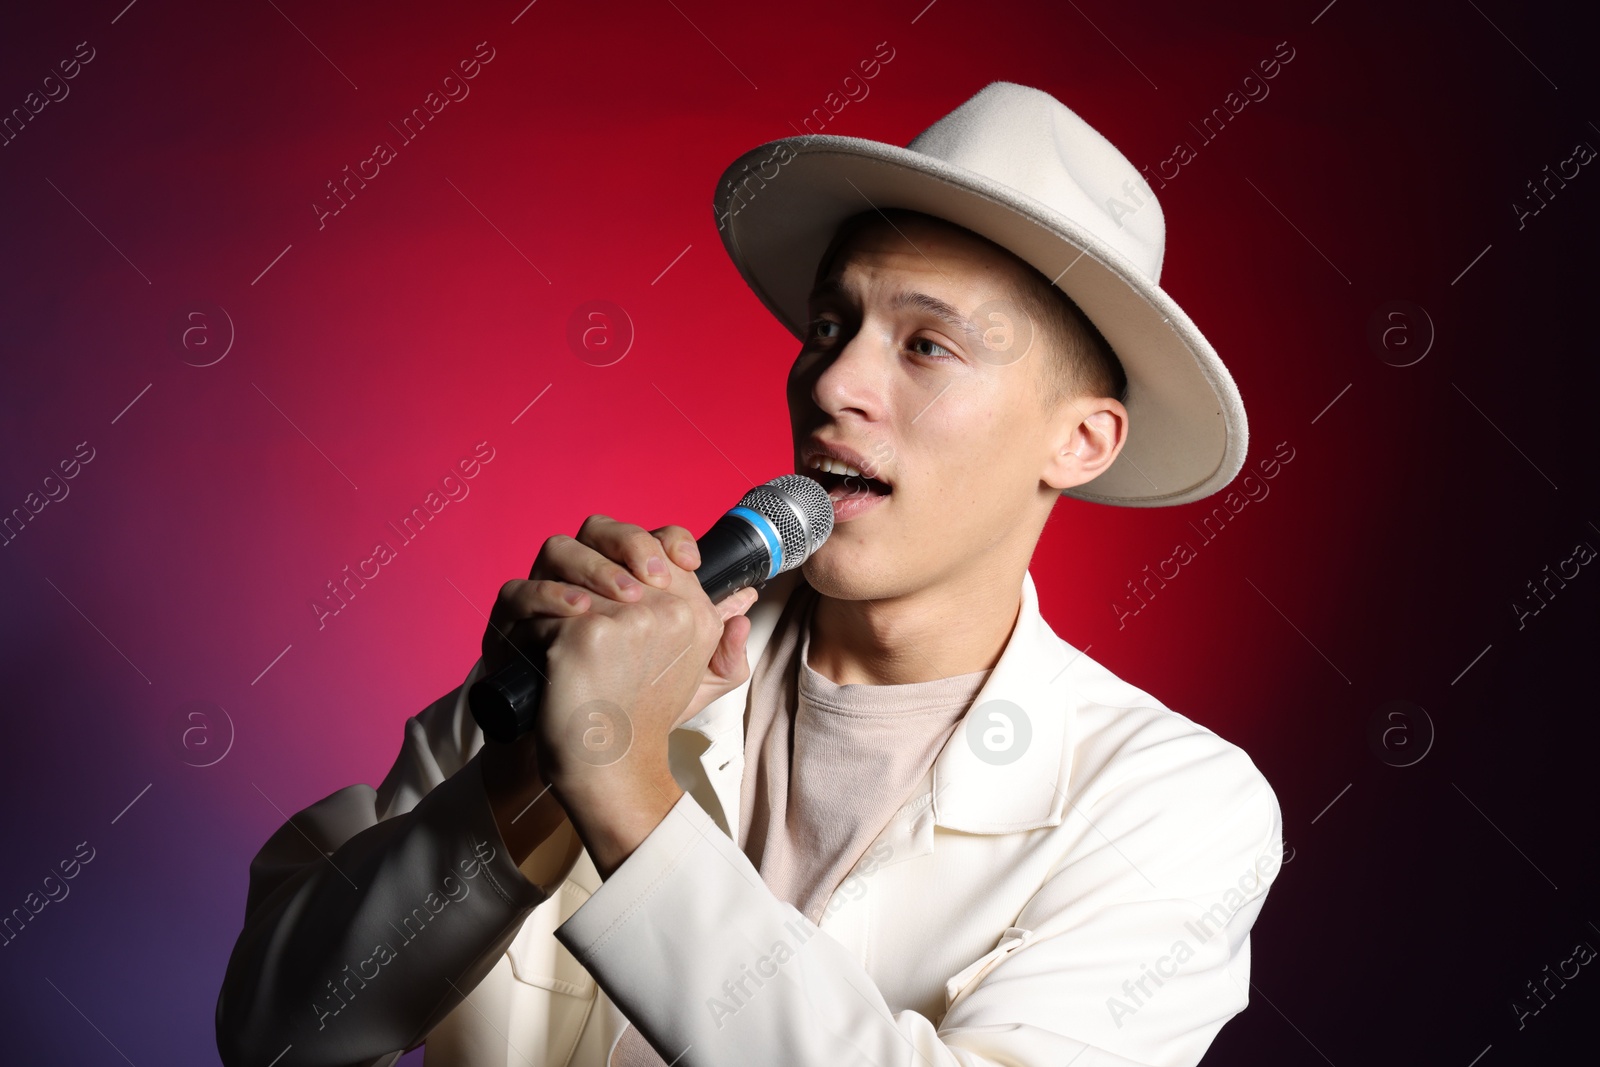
[{"x1": 827, "y1": 484, "x2": 889, "y2": 523}]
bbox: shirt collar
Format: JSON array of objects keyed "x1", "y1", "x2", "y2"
[{"x1": 678, "y1": 568, "x2": 1078, "y2": 835}]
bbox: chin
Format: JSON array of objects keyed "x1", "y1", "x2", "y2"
[{"x1": 800, "y1": 544, "x2": 899, "y2": 601}]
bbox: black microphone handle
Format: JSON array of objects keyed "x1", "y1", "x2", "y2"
[
  {"x1": 468, "y1": 510, "x2": 776, "y2": 744},
  {"x1": 692, "y1": 509, "x2": 776, "y2": 602}
]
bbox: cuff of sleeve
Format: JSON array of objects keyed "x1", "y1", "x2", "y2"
[
  {"x1": 410, "y1": 747, "x2": 548, "y2": 914},
  {"x1": 553, "y1": 789, "x2": 765, "y2": 955},
  {"x1": 549, "y1": 791, "x2": 893, "y2": 1066}
]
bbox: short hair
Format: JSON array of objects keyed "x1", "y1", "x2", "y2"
[
  {"x1": 1013, "y1": 259, "x2": 1128, "y2": 408},
  {"x1": 813, "y1": 208, "x2": 1128, "y2": 408}
]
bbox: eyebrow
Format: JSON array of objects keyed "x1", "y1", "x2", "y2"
[{"x1": 808, "y1": 278, "x2": 981, "y2": 344}]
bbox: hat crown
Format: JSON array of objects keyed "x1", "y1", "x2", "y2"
[{"x1": 905, "y1": 82, "x2": 1165, "y2": 283}]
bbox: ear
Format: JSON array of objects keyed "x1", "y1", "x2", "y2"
[{"x1": 1041, "y1": 396, "x2": 1127, "y2": 491}]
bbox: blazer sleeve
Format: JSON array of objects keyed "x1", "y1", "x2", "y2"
[
  {"x1": 552, "y1": 729, "x2": 1284, "y2": 1067},
  {"x1": 215, "y1": 657, "x2": 559, "y2": 1067}
]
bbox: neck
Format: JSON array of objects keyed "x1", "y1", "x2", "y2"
[{"x1": 805, "y1": 564, "x2": 1026, "y2": 686}]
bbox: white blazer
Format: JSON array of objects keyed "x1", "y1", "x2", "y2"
[{"x1": 216, "y1": 569, "x2": 1283, "y2": 1067}]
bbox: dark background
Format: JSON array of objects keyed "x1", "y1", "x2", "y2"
[{"x1": 1, "y1": 0, "x2": 1595, "y2": 1063}]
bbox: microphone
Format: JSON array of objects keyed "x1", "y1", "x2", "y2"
[{"x1": 468, "y1": 474, "x2": 834, "y2": 743}]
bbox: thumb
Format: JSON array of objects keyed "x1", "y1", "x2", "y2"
[
  {"x1": 707, "y1": 614, "x2": 752, "y2": 684},
  {"x1": 714, "y1": 585, "x2": 760, "y2": 624}
]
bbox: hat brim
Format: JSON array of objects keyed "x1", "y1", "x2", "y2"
[{"x1": 712, "y1": 133, "x2": 1248, "y2": 508}]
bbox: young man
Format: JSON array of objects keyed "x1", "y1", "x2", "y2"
[{"x1": 217, "y1": 82, "x2": 1283, "y2": 1067}]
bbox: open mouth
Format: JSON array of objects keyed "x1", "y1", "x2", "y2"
[{"x1": 805, "y1": 458, "x2": 892, "y2": 500}]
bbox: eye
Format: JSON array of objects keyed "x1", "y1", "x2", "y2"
[
  {"x1": 908, "y1": 336, "x2": 957, "y2": 360},
  {"x1": 806, "y1": 317, "x2": 843, "y2": 345}
]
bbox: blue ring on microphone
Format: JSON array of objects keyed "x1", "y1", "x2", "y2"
[{"x1": 729, "y1": 506, "x2": 782, "y2": 579}]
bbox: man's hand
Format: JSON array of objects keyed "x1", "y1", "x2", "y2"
[
  {"x1": 480, "y1": 520, "x2": 693, "y2": 677},
  {"x1": 478, "y1": 519, "x2": 699, "y2": 828},
  {"x1": 478, "y1": 516, "x2": 756, "y2": 879},
  {"x1": 488, "y1": 516, "x2": 755, "y2": 879},
  {"x1": 480, "y1": 517, "x2": 757, "y2": 721},
  {"x1": 522, "y1": 517, "x2": 757, "y2": 788}
]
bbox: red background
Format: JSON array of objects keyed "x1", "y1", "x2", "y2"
[{"x1": 1, "y1": 0, "x2": 1595, "y2": 1063}]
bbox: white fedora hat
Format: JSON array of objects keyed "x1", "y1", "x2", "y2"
[{"x1": 711, "y1": 80, "x2": 1247, "y2": 508}]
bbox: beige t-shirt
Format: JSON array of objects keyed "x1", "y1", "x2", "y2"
[{"x1": 611, "y1": 580, "x2": 990, "y2": 1066}]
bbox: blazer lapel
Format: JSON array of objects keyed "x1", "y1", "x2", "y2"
[
  {"x1": 671, "y1": 570, "x2": 1080, "y2": 848},
  {"x1": 670, "y1": 569, "x2": 803, "y2": 840},
  {"x1": 926, "y1": 570, "x2": 1078, "y2": 834}
]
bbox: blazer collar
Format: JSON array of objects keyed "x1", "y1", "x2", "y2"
[{"x1": 676, "y1": 568, "x2": 1078, "y2": 837}]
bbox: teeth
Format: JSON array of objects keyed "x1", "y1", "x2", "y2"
[{"x1": 808, "y1": 456, "x2": 863, "y2": 478}]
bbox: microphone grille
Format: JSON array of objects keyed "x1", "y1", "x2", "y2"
[{"x1": 738, "y1": 475, "x2": 834, "y2": 571}]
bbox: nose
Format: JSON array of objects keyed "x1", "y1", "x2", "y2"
[{"x1": 807, "y1": 325, "x2": 885, "y2": 424}]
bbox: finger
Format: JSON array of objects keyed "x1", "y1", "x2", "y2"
[
  {"x1": 576, "y1": 515, "x2": 675, "y2": 588},
  {"x1": 706, "y1": 614, "x2": 752, "y2": 684},
  {"x1": 495, "y1": 578, "x2": 591, "y2": 621},
  {"x1": 713, "y1": 585, "x2": 760, "y2": 624},
  {"x1": 484, "y1": 580, "x2": 579, "y2": 673},
  {"x1": 532, "y1": 531, "x2": 645, "y2": 601},
  {"x1": 483, "y1": 611, "x2": 562, "y2": 675},
  {"x1": 651, "y1": 524, "x2": 701, "y2": 572}
]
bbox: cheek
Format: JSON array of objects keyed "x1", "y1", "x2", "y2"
[
  {"x1": 911, "y1": 403, "x2": 1018, "y2": 500},
  {"x1": 915, "y1": 436, "x2": 1045, "y2": 547}
]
